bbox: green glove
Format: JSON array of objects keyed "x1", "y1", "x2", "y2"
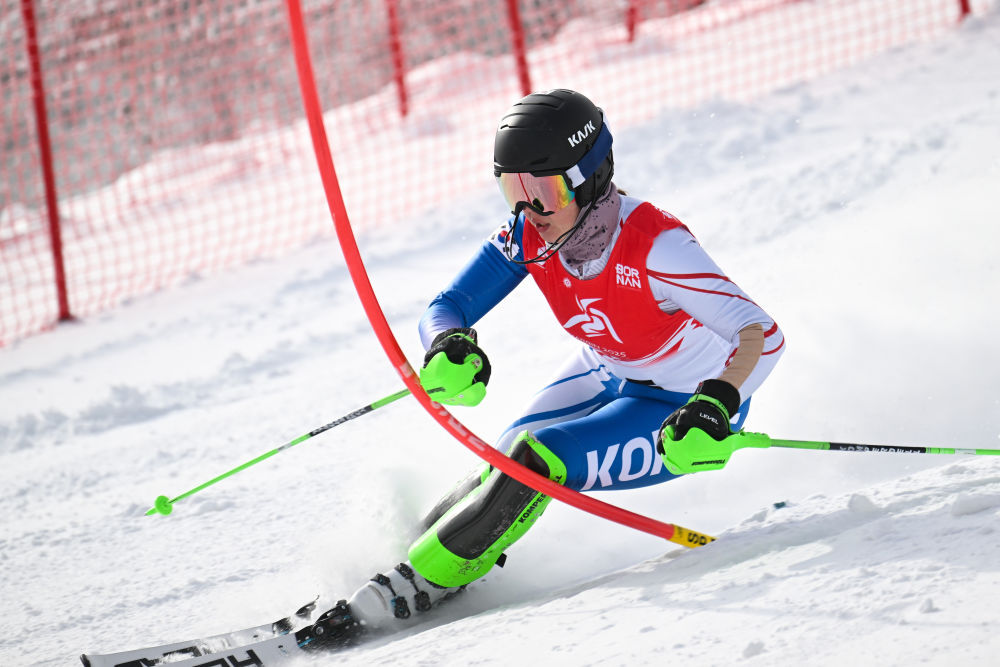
[
  {"x1": 658, "y1": 428, "x2": 740, "y2": 474},
  {"x1": 420, "y1": 328, "x2": 491, "y2": 407},
  {"x1": 656, "y1": 379, "x2": 741, "y2": 474},
  {"x1": 657, "y1": 429, "x2": 772, "y2": 475}
]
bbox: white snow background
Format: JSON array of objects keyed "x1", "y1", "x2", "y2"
[{"x1": 2, "y1": 6, "x2": 1000, "y2": 667}]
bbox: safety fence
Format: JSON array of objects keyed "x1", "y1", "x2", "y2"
[{"x1": 0, "y1": 0, "x2": 990, "y2": 346}]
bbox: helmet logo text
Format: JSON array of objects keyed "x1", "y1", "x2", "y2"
[{"x1": 567, "y1": 120, "x2": 597, "y2": 147}]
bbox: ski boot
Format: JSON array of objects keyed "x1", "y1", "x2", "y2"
[{"x1": 346, "y1": 561, "x2": 464, "y2": 630}]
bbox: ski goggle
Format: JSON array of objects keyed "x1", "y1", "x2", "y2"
[{"x1": 495, "y1": 172, "x2": 576, "y2": 216}]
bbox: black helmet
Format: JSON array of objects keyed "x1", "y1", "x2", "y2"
[{"x1": 493, "y1": 89, "x2": 613, "y2": 207}]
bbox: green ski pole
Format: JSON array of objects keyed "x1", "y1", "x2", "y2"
[
  {"x1": 742, "y1": 431, "x2": 1000, "y2": 457},
  {"x1": 146, "y1": 388, "x2": 410, "y2": 516},
  {"x1": 661, "y1": 429, "x2": 1000, "y2": 475}
]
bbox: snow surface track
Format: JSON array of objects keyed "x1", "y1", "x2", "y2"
[
  {"x1": 337, "y1": 459, "x2": 1000, "y2": 665},
  {"x1": 1, "y1": 6, "x2": 998, "y2": 667}
]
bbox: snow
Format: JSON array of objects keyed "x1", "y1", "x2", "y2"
[{"x1": 2, "y1": 5, "x2": 1000, "y2": 667}]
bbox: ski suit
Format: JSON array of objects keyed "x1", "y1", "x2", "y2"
[
  {"x1": 346, "y1": 192, "x2": 787, "y2": 624},
  {"x1": 418, "y1": 194, "x2": 785, "y2": 492}
]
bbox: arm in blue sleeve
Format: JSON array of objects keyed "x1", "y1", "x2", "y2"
[{"x1": 419, "y1": 238, "x2": 528, "y2": 349}]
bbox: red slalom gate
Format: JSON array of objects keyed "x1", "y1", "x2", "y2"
[{"x1": 284, "y1": 0, "x2": 712, "y2": 549}]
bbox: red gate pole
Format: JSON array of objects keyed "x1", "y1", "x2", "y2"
[
  {"x1": 505, "y1": 0, "x2": 532, "y2": 96},
  {"x1": 384, "y1": 0, "x2": 408, "y2": 117},
  {"x1": 626, "y1": 0, "x2": 640, "y2": 43},
  {"x1": 957, "y1": 0, "x2": 972, "y2": 20},
  {"x1": 284, "y1": 0, "x2": 713, "y2": 548},
  {"x1": 20, "y1": 0, "x2": 71, "y2": 322}
]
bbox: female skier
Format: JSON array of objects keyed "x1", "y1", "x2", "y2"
[{"x1": 315, "y1": 89, "x2": 785, "y2": 641}]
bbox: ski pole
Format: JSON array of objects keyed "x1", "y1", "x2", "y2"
[
  {"x1": 146, "y1": 388, "x2": 411, "y2": 516},
  {"x1": 739, "y1": 431, "x2": 1000, "y2": 457},
  {"x1": 661, "y1": 429, "x2": 1000, "y2": 475}
]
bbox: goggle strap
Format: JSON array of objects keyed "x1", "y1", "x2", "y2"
[{"x1": 565, "y1": 123, "x2": 613, "y2": 188}]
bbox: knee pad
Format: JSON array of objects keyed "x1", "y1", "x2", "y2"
[{"x1": 408, "y1": 430, "x2": 566, "y2": 588}]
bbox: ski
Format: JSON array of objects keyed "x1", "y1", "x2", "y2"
[
  {"x1": 82, "y1": 564, "x2": 462, "y2": 666},
  {"x1": 80, "y1": 598, "x2": 321, "y2": 667},
  {"x1": 83, "y1": 599, "x2": 366, "y2": 667},
  {"x1": 110, "y1": 633, "x2": 307, "y2": 667}
]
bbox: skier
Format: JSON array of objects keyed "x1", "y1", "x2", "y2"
[{"x1": 312, "y1": 89, "x2": 785, "y2": 644}]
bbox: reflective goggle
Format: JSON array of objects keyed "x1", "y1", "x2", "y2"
[{"x1": 495, "y1": 172, "x2": 576, "y2": 216}]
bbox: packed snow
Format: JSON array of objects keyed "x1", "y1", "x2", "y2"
[{"x1": 2, "y1": 6, "x2": 999, "y2": 667}]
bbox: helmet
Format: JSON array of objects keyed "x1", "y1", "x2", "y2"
[{"x1": 493, "y1": 89, "x2": 614, "y2": 207}]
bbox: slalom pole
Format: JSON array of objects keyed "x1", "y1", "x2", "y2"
[
  {"x1": 145, "y1": 389, "x2": 411, "y2": 516},
  {"x1": 745, "y1": 432, "x2": 1000, "y2": 457}
]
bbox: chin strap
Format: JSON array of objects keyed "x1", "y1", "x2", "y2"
[{"x1": 505, "y1": 196, "x2": 599, "y2": 266}]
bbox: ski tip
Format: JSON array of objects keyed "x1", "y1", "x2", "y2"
[{"x1": 80, "y1": 653, "x2": 92, "y2": 667}]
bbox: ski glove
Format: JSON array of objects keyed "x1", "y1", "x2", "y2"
[
  {"x1": 656, "y1": 379, "x2": 742, "y2": 475},
  {"x1": 658, "y1": 379, "x2": 741, "y2": 444},
  {"x1": 420, "y1": 327, "x2": 491, "y2": 407}
]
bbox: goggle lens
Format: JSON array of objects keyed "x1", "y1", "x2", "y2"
[{"x1": 496, "y1": 172, "x2": 575, "y2": 216}]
